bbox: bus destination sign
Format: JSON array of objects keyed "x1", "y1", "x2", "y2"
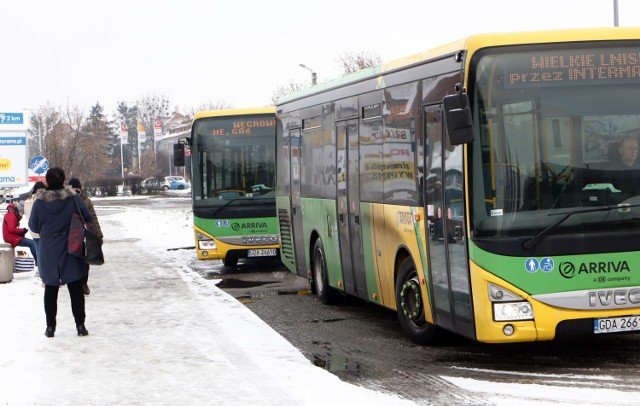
[
  {"x1": 504, "y1": 48, "x2": 640, "y2": 88},
  {"x1": 209, "y1": 118, "x2": 275, "y2": 136}
]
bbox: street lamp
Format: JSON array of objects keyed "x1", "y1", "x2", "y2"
[{"x1": 299, "y1": 63, "x2": 317, "y2": 85}]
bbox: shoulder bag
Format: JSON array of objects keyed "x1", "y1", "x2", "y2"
[{"x1": 68, "y1": 196, "x2": 104, "y2": 265}]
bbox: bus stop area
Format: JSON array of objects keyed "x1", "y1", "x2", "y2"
[{"x1": 0, "y1": 203, "x2": 412, "y2": 405}]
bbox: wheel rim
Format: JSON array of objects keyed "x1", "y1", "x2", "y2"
[
  {"x1": 313, "y1": 249, "x2": 324, "y2": 293},
  {"x1": 399, "y1": 275, "x2": 426, "y2": 327}
]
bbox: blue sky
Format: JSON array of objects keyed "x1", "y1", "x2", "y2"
[{"x1": 2, "y1": 0, "x2": 640, "y2": 115}]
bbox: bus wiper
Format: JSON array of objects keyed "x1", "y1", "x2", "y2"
[
  {"x1": 523, "y1": 203, "x2": 640, "y2": 251},
  {"x1": 210, "y1": 198, "x2": 241, "y2": 217}
]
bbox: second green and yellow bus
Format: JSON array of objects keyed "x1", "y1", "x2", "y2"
[
  {"x1": 276, "y1": 28, "x2": 640, "y2": 343},
  {"x1": 176, "y1": 107, "x2": 279, "y2": 266}
]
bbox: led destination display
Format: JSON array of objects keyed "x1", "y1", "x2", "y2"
[{"x1": 504, "y1": 47, "x2": 640, "y2": 88}]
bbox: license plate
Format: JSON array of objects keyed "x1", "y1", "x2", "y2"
[
  {"x1": 247, "y1": 248, "x2": 277, "y2": 257},
  {"x1": 594, "y1": 315, "x2": 640, "y2": 334}
]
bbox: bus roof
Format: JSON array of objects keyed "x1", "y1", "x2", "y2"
[
  {"x1": 193, "y1": 106, "x2": 275, "y2": 121},
  {"x1": 277, "y1": 27, "x2": 640, "y2": 106}
]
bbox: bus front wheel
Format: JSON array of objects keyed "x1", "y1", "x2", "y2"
[
  {"x1": 223, "y1": 256, "x2": 238, "y2": 267},
  {"x1": 395, "y1": 257, "x2": 437, "y2": 345},
  {"x1": 312, "y1": 238, "x2": 338, "y2": 305}
]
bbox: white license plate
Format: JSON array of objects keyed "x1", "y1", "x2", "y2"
[
  {"x1": 594, "y1": 315, "x2": 640, "y2": 334},
  {"x1": 247, "y1": 248, "x2": 277, "y2": 257}
]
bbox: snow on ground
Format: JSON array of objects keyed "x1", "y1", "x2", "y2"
[
  {"x1": 0, "y1": 196, "x2": 414, "y2": 405},
  {"x1": 0, "y1": 195, "x2": 638, "y2": 405}
]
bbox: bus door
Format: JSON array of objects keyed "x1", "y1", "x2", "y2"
[
  {"x1": 424, "y1": 105, "x2": 474, "y2": 338},
  {"x1": 289, "y1": 128, "x2": 307, "y2": 277},
  {"x1": 336, "y1": 120, "x2": 367, "y2": 298}
]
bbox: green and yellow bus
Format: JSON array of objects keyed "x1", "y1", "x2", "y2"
[
  {"x1": 176, "y1": 107, "x2": 279, "y2": 266},
  {"x1": 276, "y1": 28, "x2": 640, "y2": 343}
]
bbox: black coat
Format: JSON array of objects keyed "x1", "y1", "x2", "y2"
[{"x1": 28, "y1": 187, "x2": 93, "y2": 286}]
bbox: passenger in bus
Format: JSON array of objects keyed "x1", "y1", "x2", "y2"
[{"x1": 610, "y1": 136, "x2": 640, "y2": 170}]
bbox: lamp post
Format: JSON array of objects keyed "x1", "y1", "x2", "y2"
[
  {"x1": 613, "y1": 0, "x2": 619, "y2": 26},
  {"x1": 299, "y1": 63, "x2": 317, "y2": 85}
]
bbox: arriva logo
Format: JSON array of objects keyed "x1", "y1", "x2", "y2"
[
  {"x1": 589, "y1": 288, "x2": 640, "y2": 307},
  {"x1": 559, "y1": 261, "x2": 630, "y2": 279},
  {"x1": 0, "y1": 159, "x2": 11, "y2": 171},
  {"x1": 231, "y1": 222, "x2": 268, "y2": 231}
]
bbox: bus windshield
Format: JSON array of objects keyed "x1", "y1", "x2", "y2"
[
  {"x1": 191, "y1": 115, "x2": 276, "y2": 208},
  {"x1": 469, "y1": 42, "x2": 640, "y2": 238}
]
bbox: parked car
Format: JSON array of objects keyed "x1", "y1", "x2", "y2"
[
  {"x1": 162, "y1": 176, "x2": 190, "y2": 191},
  {"x1": 140, "y1": 177, "x2": 162, "y2": 193}
]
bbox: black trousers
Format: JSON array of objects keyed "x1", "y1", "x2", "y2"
[{"x1": 44, "y1": 279, "x2": 85, "y2": 327}]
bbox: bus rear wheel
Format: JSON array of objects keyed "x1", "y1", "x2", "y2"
[
  {"x1": 312, "y1": 238, "x2": 338, "y2": 305},
  {"x1": 395, "y1": 257, "x2": 437, "y2": 345}
]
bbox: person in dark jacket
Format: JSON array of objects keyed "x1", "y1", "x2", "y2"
[
  {"x1": 28, "y1": 167, "x2": 93, "y2": 338},
  {"x1": 68, "y1": 178, "x2": 102, "y2": 295},
  {"x1": 3, "y1": 203, "x2": 38, "y2": 264}
]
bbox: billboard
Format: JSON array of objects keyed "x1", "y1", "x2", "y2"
[{"x1": 0, "y1": 112, "x2": 28, "y2": 187}]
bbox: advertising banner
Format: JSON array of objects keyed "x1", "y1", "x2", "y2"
[{"x1": 0, "y1": 112, "x2": 28, "y2": 187}]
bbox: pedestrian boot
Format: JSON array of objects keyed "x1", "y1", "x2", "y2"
[
  {"x1": 76, "y1": 324, "x2": 89, "y2": 336},
  {"x1": 45, "y1": 326, "x2": 55, "y2": 338}
]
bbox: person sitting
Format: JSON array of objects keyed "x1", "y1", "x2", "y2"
[
  {"x1": 610, "y1": 136, "x2": 640, "y2": 170},
  {"x1": 2, "y1": 203, "x2": 38, "y2": 265}
]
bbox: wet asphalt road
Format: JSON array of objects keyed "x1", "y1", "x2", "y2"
[
  {"x1": 195, "y1": 257, "x2": 640, "y2": 404},
  {"x1": 101, "y1": 197, "x2": 640, "y2": 403}
]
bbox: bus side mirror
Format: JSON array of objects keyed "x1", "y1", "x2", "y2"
[
  {"x1": 174, "y1": 143, "x2": 185, "y2": 167},
  {"x1": 443, "y1": 93, "x2": 474, "y2": 145}
]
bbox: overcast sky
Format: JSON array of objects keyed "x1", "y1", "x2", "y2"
[{"x1": 2, "y1": 0, "x2": 640, "y2": 116}]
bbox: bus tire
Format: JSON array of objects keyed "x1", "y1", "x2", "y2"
[
  {"x1": 395, "y1": 257, "x2": 437, "y2": 345},
  {"x1": 223, "y1": 256, "x2": 238, "y2": 267},
  {"x1": 312, "y1": 238, "x2": 338, "y2": 305}
]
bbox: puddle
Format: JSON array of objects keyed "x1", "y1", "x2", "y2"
[
  {"x1": 310, "y1": 341, "x2": 385, "y2": 379},
  {"x1": 215, "y1": 278, "x2": 278, "y2": 289},
  {"x1": 237, "y1": 289, "x2": 311, "y2": 300}
]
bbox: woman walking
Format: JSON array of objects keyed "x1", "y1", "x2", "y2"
[{"x1": 29, "y1": 167, "x2": 94, "y2": 338}]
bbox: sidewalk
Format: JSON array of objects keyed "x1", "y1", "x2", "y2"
[{"x1": 0, "y1": 206, "x2": 414, "y2": 406}]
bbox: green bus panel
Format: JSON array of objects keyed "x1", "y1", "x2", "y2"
[
  {"x1": 193, "y1": 216, "x2": 279, "y2": 238},
  {"x1": 300, "y1": 197, "x2": 341, "y2": 290},
  {"x1": 469, "y1": 241, "x2": 640, "y2": 295}
]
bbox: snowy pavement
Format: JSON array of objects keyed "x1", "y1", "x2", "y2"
[
  {"x1": 2, "y1": 199, "x2": 639, "y2": 405},
  {"x1": 0, "y1": 203, "x2": 413, "y2": 405}
]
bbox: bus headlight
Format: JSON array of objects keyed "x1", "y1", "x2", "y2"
[
  {"x1": 198, "y1": 240, "x2": 216, "y2": 250},
  {"x1": 488, "y1": 283, "x2": 533, "y2": 321},
  {"x1": 196, "y1": 233, "x2": 216, "y2": 250},
  {"x1": 493, "y1": 302, "x2": 533, "y2": 321}
]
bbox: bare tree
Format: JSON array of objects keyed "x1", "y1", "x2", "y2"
[
  {"x1": 139, "y1": 149, "x2": 161, "y2": 178},
  {"x1": 188, "y1": 100, "x2": 234, "y2": 116},
  {"x1": 336, "y1": 51, "x2": 383, "y2": 74},
  {"x1": 270, "y1": 81, "x2": 308, "y2": 106},
  {"x1": 27, "y1": 103, "x2": 61, "y2": 158}
]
